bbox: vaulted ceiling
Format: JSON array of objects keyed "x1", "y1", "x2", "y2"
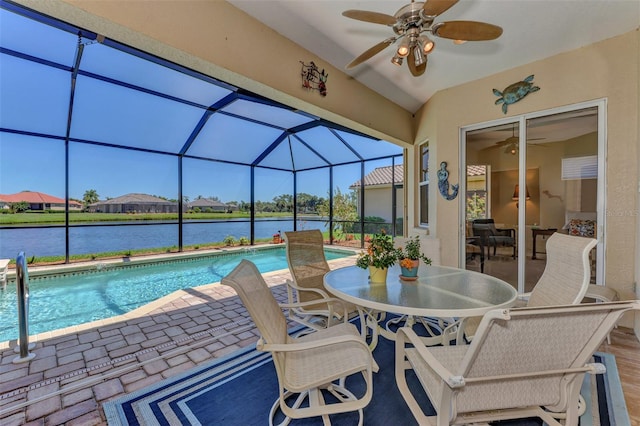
[{"x1": 229, "y1": 0, "x2": 640, "y2": 113}]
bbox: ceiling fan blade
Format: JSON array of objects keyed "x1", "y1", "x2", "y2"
[
  {"x1": 406, "y1": 49, "x2": 427, "y2": 77},
  {"x1": 432, "y1": 20, "x2": 503, "y2": 41},
  {"x1": 345, "y1": 38, "x2": 395, "y2": 69},
  {"x1": 342, "y1": 10, "x2": 397, "y2": 26},
  {"x1": 497, "y1": 136, "x2": 518, "y2": 146},
  {"x1": 422, "y1": 0, "x2": 459, "y2": 17}
]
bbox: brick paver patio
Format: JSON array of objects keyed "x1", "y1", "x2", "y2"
[{"x1": 0, "y1": 257, "x2": 357, "y2": 425}]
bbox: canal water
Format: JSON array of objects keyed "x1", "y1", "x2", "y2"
[{"x1": 0, "y1": 219, "x2": 330, "y2": 259}]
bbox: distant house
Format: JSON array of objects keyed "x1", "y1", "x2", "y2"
[
  {"x1": 188, "y1": 198, "x2": 238, "y2": 212},
  {"x1": 0, "y1": 191, "x2": 82, "y2": 211},
  {"x1": 89, "y1": 193, "x2": 177, "y2": 213},
  {"x1": 350, "y1": 165, "x2": 404, "y2": 223}
]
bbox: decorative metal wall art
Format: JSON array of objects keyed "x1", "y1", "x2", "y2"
[
  {"x1": 300, "y1": 61, "x2": 328, "y2": 96},
  {"x1": 437, "y1": 161, "x2": 458, "y2": 200},
  {"x1": 493, "y1": 74, "x2": 540, "y2": 114}
]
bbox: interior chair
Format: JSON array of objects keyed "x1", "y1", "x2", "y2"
[
  {"x1": 472, "y1": 218, "x2": 516, "y2": 259},
  {"x1": 450, "y1": 232, "x2": 598, "y2": 344},
  {"x1": 222, "y1": 259, "x2": 377, "y2": 426},
  {"x1": 284, "y1": 229, "x2": 358, "y2": 330},
  {"x1": 396, "y1": 301, "x2": 638, "y2": 426},
  {"x1": 465, "y1": 222, "x2": 485, "y2": 273}
]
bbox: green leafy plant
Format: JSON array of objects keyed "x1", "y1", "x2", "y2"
[
  {"x1": 397, "y1": 235, "x2": 432, "y2": 269},
  {"x1": 356, "y1": 232, "x2": 399, "y2": 269},
  {"x1": 223, "y1": 235, "x2": 237, "y2": 246},
  {"x1": 239, "y1": 236, "x2": 249, "y2": 246}
]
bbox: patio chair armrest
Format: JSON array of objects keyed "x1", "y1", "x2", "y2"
[
  {"x1": 496, "y1": 227, "x2": 515, "y2": 238},
  {"x1": 279, "y1": 297, "x2": 349, "y2": 319},
  {"x1": 396, "y1": 327, "x2": 465, "y2": 389},
  {"x1": 259, "y1": 333, "x2": 370, "y2": 354},
  {"x1": 463, "y1": 362, "x2": 606, "y2": 384},
  {"x1": 285, "y1": 279, "x2": 332, "y2": 299}
]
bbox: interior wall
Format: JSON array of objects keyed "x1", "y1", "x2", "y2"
[
  {"x1": 413, "y1": 30, "x2": 639, "y2": 326},
  {"x1": 490, "y1": 168, "x2": 540, "y2": 228},
  {"x1": 19, "y1": 0, "x2": 414, "y2": 147}
]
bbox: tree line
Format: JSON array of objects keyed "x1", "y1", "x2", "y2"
[{"x1": 80, "y1": 189, "x2": 346, "y2": 215}]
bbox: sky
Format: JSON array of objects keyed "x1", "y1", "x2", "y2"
[
  {"x1": 0, "y1": 131, "x2": 401, "y2": 203},
  {"x1": 0, "y1": 5, "x2": 402, "y2": 204}
]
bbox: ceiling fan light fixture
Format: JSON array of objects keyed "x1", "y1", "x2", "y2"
[
  {"x1": 413, "y1": 45, "x2": 426, "y2": 67},
  {"x1": 397, "y1": 36, "x2": 411, "y2": 57},
  {"x1": 391, "y1": 55, "x2": 403, "y2": 66},
  {"x1": 418, "y1": 35, "x2": 435, "y2": 54},
  {"x1": 341, "y1": 2, "x2": 503, "y2": 76}
]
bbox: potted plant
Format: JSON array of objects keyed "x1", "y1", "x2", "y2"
[
  {"x1": 356, "y1": 232, "x2": 399, "y2": 283},
  {"x1": 397, "y1": 235, "x2": 432, "y2": 280},
  {"x1": 273, "y1": 231, "x2": 282, "y2": 244}
]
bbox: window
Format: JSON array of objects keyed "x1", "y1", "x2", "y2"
[
  {"x1": 562, "y1": 155, "x2": 597, "y2": 180},
  {"x1": 419, "y1": 143, "x2": 429, "y2": 226},
  {"x1": 466, "y1": 165, "x2": 489, "y2": 220}
]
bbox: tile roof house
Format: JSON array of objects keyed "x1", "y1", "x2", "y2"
[
  {"x1": 350, "y1": 165, "x2": 404, "y2": 188},
  {"x1": 188, "y1": 198, "x2": 238, "y2": 212},
  {"x1": 0, "y1": 191, "x2": 82, "y2": 211},
  {"x1": 88, "y1": 193, "x2": 178, "y2": 214},
  {"x1": 350, "y1": 165, "x2": 403, "y2": 223}
]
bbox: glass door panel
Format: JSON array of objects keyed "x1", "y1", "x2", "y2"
[
  {"x1": 524, "y1": 107, "x2": 599, "y2": 292},
  {"x1": 465, "y1": 122, "x2": 520, "y2": 288},
  {"x1": 463, "y1": 105, "x2": 601, "y2": 295}
]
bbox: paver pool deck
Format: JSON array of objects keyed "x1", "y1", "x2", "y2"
[{"x1": 0, "y1": 256, "x2": 358, "y2": 425}]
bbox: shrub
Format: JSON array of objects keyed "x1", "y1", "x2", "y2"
[
  {"x1": 239, "y1": 236, "x2": 249, "y2": 246},
  {"x1": 349, "y1": 216, "x2": 389, "y2": 234},
  {"x1": 223, "y1": 235, "x2": 237, "y2": 246}
]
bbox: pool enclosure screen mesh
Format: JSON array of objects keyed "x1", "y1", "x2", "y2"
[{"x1": 0, "y1": 1, "x2": 404, "y2": 261}]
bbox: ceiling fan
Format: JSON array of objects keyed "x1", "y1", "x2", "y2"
[
  {"x1": 342, "y1": 0, "x2": 503, "y2": 77},
  {"x1": 485, "y1": 125, "x2": 546, "y2": 155}
]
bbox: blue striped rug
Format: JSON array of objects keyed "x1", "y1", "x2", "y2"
[{"x1": 104, "y1": 337, "x2": 629, "y2": 426}]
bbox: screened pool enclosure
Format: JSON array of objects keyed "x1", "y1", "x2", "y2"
[{"x1": 0, "y1": 2, "x2": 404, "y2": 263}]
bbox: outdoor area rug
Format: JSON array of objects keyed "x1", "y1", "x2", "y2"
[{"x1": 104, "y1": 329, "x2": 630, "y2": 426}]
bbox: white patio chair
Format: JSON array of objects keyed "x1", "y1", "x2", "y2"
[
  {"x1": 284, "y1": 230, "x2": 358, "y2": 330},
  {"x1": 396, "y1": 301, "x2": 639, "y2": 426},
  {"x1": 451, "y1": 232, "x2": 597, "y2": 344},
  {"x1": 222, "y1": 259, "x2": 377, "y2": 426}
]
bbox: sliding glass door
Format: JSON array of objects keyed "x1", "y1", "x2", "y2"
[
  {"x1": 464, "y1": 121, "x2": 520, "y2": 288},
  {"x1": 461, "y1": 101, "x2": 605, "y2": 294}
]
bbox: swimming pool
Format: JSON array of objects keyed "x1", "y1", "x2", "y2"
[{"x1": 0, "y1": 247, "x2": 353, "y2": 342}]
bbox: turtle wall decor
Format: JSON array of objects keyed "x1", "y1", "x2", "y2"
[{"x1": 493, "y1": 75, "x2": 540, "y2": 114}]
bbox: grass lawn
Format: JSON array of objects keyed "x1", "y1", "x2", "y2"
[{"x1": 0, "y1": 211, "x2": 303, "y2": 225}]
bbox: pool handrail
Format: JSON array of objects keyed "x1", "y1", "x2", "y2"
[{"x1": 14, "y1": 252, "x2": 36, "y2": 363}]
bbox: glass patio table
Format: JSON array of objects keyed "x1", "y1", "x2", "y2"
[{"x1": 324, "y1": 264, "x2": 517, "y2": 348}]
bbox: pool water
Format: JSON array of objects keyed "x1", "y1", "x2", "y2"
[{"x1": 0, "y1": 247, "x2": 352, "y2": 342}]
